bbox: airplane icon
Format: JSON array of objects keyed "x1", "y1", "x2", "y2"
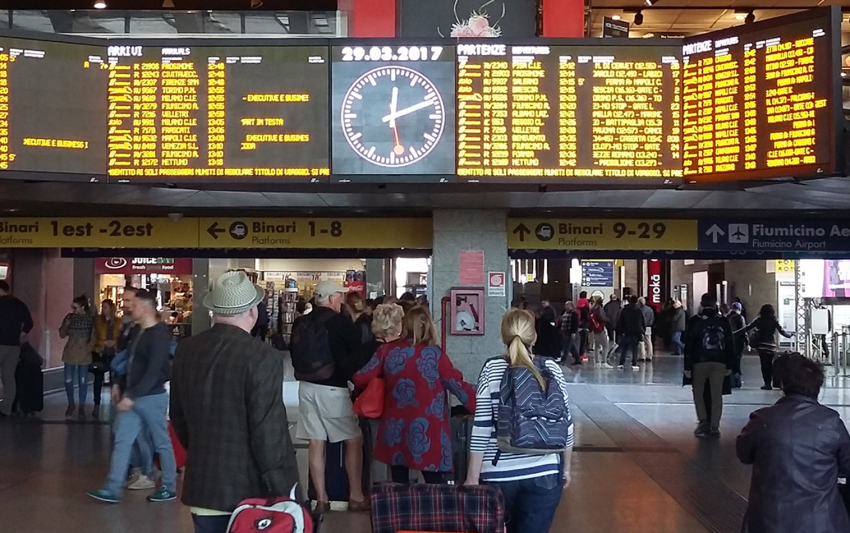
[{"x1": 728, "y1": 224, "x2": 749, "y2": 244}]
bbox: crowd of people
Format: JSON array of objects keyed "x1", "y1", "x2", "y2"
[{"x1": 2, "y1": 272, "x2": 850, "y2": 533}]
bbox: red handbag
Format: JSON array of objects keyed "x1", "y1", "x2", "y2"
[{"x1": 353, "y1": 377, "x2": 385, "y2": 418}]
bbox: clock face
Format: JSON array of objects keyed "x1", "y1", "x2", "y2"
[{"x1": 340, "y1": 66, "x2": 446, "y2": 168}]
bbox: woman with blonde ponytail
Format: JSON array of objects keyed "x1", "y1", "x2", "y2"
[{"x1": 465, "y1": 308, "x2": 574, "y2": 533}]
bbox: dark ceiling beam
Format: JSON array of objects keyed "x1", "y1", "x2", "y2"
[
  {"x1": 0, "y1": 0, "x2": 337, "y2": 11},
  {"x1": 594, "y1": 5, "x2": 846, "y2": 9}
]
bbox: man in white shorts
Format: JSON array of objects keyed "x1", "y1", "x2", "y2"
[{"x1": 291, "y1": 281, "x2": 377, "y2": 513}]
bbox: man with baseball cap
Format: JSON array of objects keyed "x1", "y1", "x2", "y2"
[
  {"x1": 291, "y1": 280, "x2": 377, "y2": 513},
  {"x1": 169, "y1": 270, "x2": 299, "y2": 533}
]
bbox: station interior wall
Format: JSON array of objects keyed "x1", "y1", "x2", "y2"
[{"x1": 670, "y1": 259, "x2": 779, "y2": 317}]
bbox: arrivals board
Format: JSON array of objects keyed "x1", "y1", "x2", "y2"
[
  {"x1": 455, "y1": 42, "x2": 683, "y2": 185},
  {"x1": 105, "y1": 43, "x2": 330, "y2": 182},
  {"x1": 682, "y1": 8, "x2": 841, "y2": 183},
  {"x1": 0, "y1": 36, "x2": 107, "y2": 179}
]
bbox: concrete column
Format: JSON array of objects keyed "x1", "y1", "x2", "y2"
[
  {"x1": 364, "y1": 259, "x2": 384, "y2": 299},
  {"x1": 432, "y1": 210, "x2": 509, "y2": 382},
  {"x1": 73, "y1": 257, "x2": 95, "y2": 305},
  {"x1": 192, "y1": 258, "x2": 210, "y2": 335}
]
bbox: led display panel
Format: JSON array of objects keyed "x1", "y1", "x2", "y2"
[
  {"x1": 682, "y1": 8, "x2": 841, "y2": 183},
  {"x1": 331, "y1": 44, "x2": 456, "y2": 180},
  {"x1": 105, "y1": 43, "x2": 330, "y2": 182},
  {"x1": 0, "y1": 36, "x2": 107, "y2": 179},
  {"x1": 455, "y1": 42, "x2": 684, "y2": 185}
]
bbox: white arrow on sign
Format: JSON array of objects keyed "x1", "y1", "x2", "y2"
[{"x1": 705, "y1": 224, "x2": 725, "y2": 244}]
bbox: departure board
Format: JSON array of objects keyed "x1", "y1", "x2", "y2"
[
  {"x1": 106, "y1": 44, "x2": 329, "y2": 182},
  {"x1": 455, "y1": 43, "x2": 683, "y2": 185},
  {"x1": 0, "y1": 36, "x2": 106, "y2": 179},
  {"x1": 682, "y1": 8, "x2": 840, "y2": 183}
]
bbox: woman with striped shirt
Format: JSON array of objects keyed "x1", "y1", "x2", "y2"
[{"x1": 464, "y1": 308, "x2": 574, "y2": 533}]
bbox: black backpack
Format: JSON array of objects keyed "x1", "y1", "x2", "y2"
[
  {"x1": 699, "y1": 316, "x2": 727, "y2": 356},
  {"x1": 290, "y1": 311, "x2": 336, "y2": 381}
]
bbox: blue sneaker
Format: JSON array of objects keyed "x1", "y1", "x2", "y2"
[
  {"x1": 147, "y1": 487, "x2": 177, "y2": 503},
  {"x1": 87, "y1": 488, "x2": 121, "y2": 503}
]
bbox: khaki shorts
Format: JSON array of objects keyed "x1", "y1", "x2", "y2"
[{"x1": 296, "y1": 382, "x2": 361, "y2": 444}]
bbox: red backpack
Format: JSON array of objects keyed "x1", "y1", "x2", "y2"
[
  {"x1": 228, "y1": 486, "x2": 313, "y2": 533},
  {"x1": 589, "y1": 311, "x2": 605, "y2": 334}
]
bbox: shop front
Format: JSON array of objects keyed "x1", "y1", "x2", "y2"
[{"x1": 96, "y1": 256, "x2": 194, "y2": 338}]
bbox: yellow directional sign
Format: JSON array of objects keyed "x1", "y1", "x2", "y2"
[
  {"x1": 508, "y1": 219, "x2": 698, "y2": 251},
  {"x1": 199, "y1": 218, "x2": 433, "y2": 249},
  {"x1": 0, "y1": 218, "x2": 199, "y2": 248}
]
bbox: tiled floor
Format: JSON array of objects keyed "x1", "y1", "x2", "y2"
[{"x1": 0, "y1": 352, "x2": 846, "y2": 533}]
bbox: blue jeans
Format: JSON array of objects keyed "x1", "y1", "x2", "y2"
[
  {"x1": 130, "y1": 428, "x2": 155, "y2": 478},
  {"x1": 488, "y1": 474, "x2": 563, "y2": 533},
  {"x1": 192, "y1": 514, "x2": 231, "y2": 533},
  {"x1": 671, "y1": 331, "x2": 685, "y2": 355},
  {"x1": 105, "y1": 393, "x2": 176, "y2": 495},
  {"x1": 64, "y1": 364, "x2": 87, "y2": 405}
]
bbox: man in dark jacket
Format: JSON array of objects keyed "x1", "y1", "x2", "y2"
[
  {"x1": 603, "y1": 294, "x2": 622, "y2": 344},
  {"x1": 89, "y1": 289, "x2": 177, "y2": 504},
  {"x1": 737, "y1": 353, "x2": 850, "y2": 533},
  {"x1": 684, "y1": 293, "x2": 736, "y2": 438},
  {"x1": 617, "y1": 295, "x2": 645, "y2": 369},
  {"x1": 560, "y1": 301, "x2": 580, "y2": 365},
  {"x1": 728, "y1": 302, "x2": 747, "y2": 385},
  {"x1": 292, "y1": 281, "x2": 377, "y2": 513},
  {"x1": 637, "y1": 297, "x2": 655, "y2": 362},
  {"x1": 170, "y1": 271, "x2": 300, "y2": 533},
  {"x1": 670, "y1": 300, "x2": 687, "y2": 356},
  {"x1": 0, "y1": 280, "x2": 33, "y2": 417}
]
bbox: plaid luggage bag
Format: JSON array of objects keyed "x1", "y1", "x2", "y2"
[{"x1": 371, "y1": 483, "x2": 505, "y2": 533}]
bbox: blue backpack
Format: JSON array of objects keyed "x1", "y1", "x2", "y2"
[{"x1": 496, "y1": 357, "x2": 571, "y2": 460}]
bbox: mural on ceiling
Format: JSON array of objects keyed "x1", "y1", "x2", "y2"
[{"x1": 398, "y1": 0, "x2": 536, "y2": 38}]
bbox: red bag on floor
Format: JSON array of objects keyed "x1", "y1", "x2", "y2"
[
  {"x1": 228, "y1": 486, "x2": 313, "y2": 533},
  {"x1": 155, "y1": 421, "x2": 187, "y2": 470},
  {"x1": 169, "y1": 421, "x2": 187, "y2": 469}
]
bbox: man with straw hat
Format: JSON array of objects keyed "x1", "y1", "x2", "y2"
[{"x1": 169, "y1": 270, "x2": 300, "y2": 533}]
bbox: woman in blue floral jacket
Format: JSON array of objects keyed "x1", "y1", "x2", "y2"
[{"x1": 353, "y1": 305, "x2": 476, "y2": 484}]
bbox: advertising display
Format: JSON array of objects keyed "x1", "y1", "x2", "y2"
[
  {"x1": 0, "y1": 36, "x2": 107, "y2": 179},
  {"x1": 331, "y1": 43, "x2": 456, "y2": 179},
  {"x1": 105, "y1": 43, "x2": 330, "y2": 182},
  {"x1": 455, "y1": 42, "x2": 683, "y2": 185},
  {"x1": 682, "y1": 8, "x2": 841, "y2": 183}
]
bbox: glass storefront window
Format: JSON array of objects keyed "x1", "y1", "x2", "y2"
[{"x1": 6, "y1": 9, "x2": 344, "y2": 36}]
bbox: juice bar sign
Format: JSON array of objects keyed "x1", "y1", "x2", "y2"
[{"x1": 96, "y1": 257, "x2": 192, "y2": 275}]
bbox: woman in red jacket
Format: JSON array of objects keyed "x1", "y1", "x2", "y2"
[{"x1": 354, "y1": 305, "x2": 476, "y2": 484}]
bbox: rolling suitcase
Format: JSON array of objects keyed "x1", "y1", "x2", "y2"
[
  {"x1": 449, "y1": 415, "x2": 472, "y2": 485},
  {"x1": 13, "y1": 343, "x2": 43, "y2": 415},
  {"x1": 370, "y1": 483, "x2": 505, "y2": 533},
  {"x1": 307, "y1": 418, "x2": 372, "y2": 505}
]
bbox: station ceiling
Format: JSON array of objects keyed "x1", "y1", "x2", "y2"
[
  {"x1": 591, "y1": 1, "x2": 850, "y2": 37},
  {"x1": 3, "y1": 177, "x2": 850, "y2": 217}
]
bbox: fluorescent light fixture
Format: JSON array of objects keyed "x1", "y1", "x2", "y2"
[{"x1": 93, "y1": 1, "x2": 107, "y2": 8}]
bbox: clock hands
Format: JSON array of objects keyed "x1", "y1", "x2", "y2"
[
  {"x1": 389, "y1": 86, "x2": 404, "y2": 155},
  {"x1": 388, "y1": 86, "x2": 398, "y2": 128},
  {"x1": 381, "y1": 98, "x2": 436, "y2": 124}
]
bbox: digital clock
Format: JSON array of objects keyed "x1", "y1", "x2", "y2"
[{"x1": 339, "y1": 46, "x2": 445, "y2": 62}]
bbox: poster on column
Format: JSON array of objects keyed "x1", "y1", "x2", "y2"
[{"x1": 397, "y1": 0, "x2": 537, "y2": 38}]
